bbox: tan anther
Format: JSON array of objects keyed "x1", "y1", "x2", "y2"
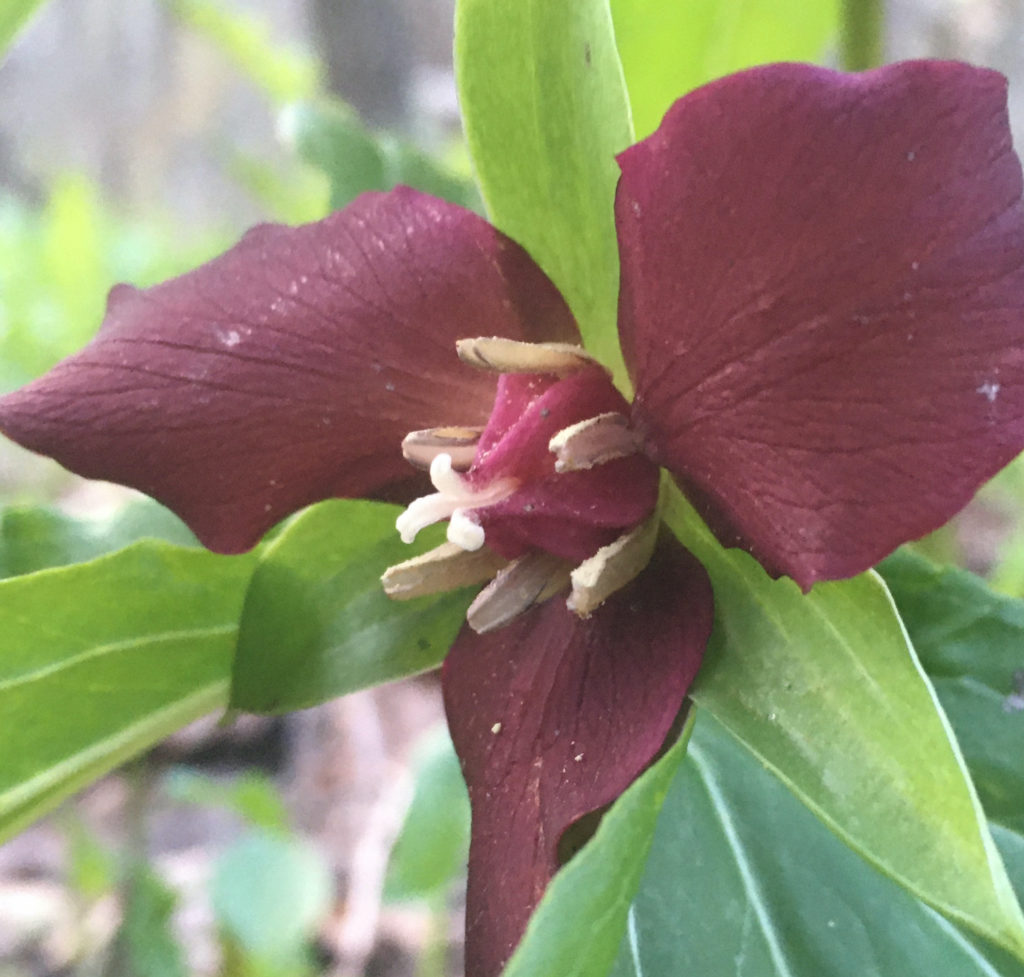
[
  {"x1": 402, "y1": 426, "x2": 483, "y2": 471},
  {"x1": 382, "y1": 541, "x2": 508, "y2": 600},
  {"x1": 456, "y1": 337, "x2": 604, "y2": 376},
  {"x1": 567, "y1": 513, "x2": 660, "y2": 617},
  {"x1": 466, "y1": 551, "x2": 573, "y2": 634},
  {"x1": 548, "y1": 412, "x2": 639, "y2": 472}
]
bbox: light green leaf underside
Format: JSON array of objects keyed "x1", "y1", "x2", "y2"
[
  {"x1": 231, "y1": 499, "x2": 470, "y2": 714},
  {"x1": 0, "y1": 542, "x2": 254, "y2": 843},
  {"x1": 611, "y1": 711, "x2": 1024, "y2": 977},
  {"x1": 664, "y1": 488, "x2": 1024, "y2": 960},
  {"x1": 610, "y1": 0, "x2": 840, "y2": 138},
  {"x1": 502, "y1": 714, "x2": 693, "y2": 977},
  {"x1": 0, "y1": 498, "x2": 197, "y2": 580},
  {"x1": 455, "y1": 0, "x2": 633, "y2": 385},
  {"x1": 880, "y1": 549, "x2": 1024, "y2": 834}
]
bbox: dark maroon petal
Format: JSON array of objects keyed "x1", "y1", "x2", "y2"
[
  {"x1": 0, "y1": 188, "x2": 578, "y2": 552},
  {"x1": 616, "y1": 61, "x2": 1024, "y2": 588},
  {"x1": 478, "y1": 457, "x2": 660, "y2": 561},
  {"x1": 443, "y1": 535, "x2": 713, "y2": 977}
]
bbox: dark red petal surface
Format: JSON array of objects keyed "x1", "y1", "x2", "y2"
[
  {"x1": 617, "y1": 61, "x2": 1024, "y2": 588},
  {"x1": 443, "y1": 536, "x2": 713, "y2": 977},
  {"x1": 0, "y1": 188, "x2": 578, "y2": 552}
]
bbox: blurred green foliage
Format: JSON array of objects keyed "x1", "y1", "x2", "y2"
[
  {"x1": 284, "y1": 99, "x2": 480, "y2": 213},
  {"x1": 212, "y1": 831, "x2": 333, "y2": 977},
  {"x1": 0, "y1": 0, "x2": 47, "y2": 58},
  {"x1": 384, "y1": 726, "x2": 470, "y2": 903},
  {"x1": 0, "y1": 176, "x2": 230, "y2": 393},
  {"x1": 167, "y1": 768, "x2": 291, "y2": 834},
  {"x1": 160, "y1": 0, "x2": 321, "y2": 105}
]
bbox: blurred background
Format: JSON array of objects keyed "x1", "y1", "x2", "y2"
[{"x1": 1, "y1": 1, "x2": 1023, "y2": 974}]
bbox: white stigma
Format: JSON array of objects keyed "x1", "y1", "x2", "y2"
[{"x1": 395, "y1": 453, "x2": 517, "y2": 552}]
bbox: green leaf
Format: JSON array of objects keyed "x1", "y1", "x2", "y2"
[
  {"x1": 611, "y1": 711, "x2": 1024, "y2": 977},
  {"x1": 501, "y1": 714, "x2": 693, "y2": 977},
  {"x1": 384, "y1": 726, "x2": 470, "y2": 902},
  {"x1": 211, "y1": 830, "x2": 332, "y2": 965},
  {"x1": 880, "y1": 550, "x2": 1024, "y2": 833},
  {"x1": 230, "y1": 500, "x2": 470, "y2": 713},
  {"x1": 283, "y1": 99, "x2": 481, "y2": 212},
  {"x1": 455, "y1": 0, "x2": 633, "y2": 383},
  {"x1": 663, "y1": 487, "x2": 1024, "y2": 960},
  {"x1": 0, "y1": 0, "x2": 47, "y2": 58},
  {"x1": 610, "y1": 0, "x2": 840, "y2": 138},
  {"x1": 0, "y1": 499, "x2": 196, "y2": 580},
  {"x1": 0, "y1": 542, "x2": 254, "y2": 843}
]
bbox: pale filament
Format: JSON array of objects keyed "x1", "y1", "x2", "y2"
[{"x1": 395, "y1": 453, "x2": 517, "y2": 552}]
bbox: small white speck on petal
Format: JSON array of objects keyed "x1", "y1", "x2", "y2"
[{"x1": 977, "y1": 380, "x2": 1001, "y2": 403}]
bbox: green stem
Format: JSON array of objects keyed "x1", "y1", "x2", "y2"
[{"x1": 839, "y1": 0, "x2": 885, "y2": 71}]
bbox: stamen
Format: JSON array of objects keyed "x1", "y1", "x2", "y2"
[
  {"x1": 567, "y1": 512, "x2": 660, "y2": 617},
  {"x1": 456, "y1": 337, "x2": 603, "y2": 376},
  {"x1": 467, "y1": 551, "x2": 573, "y2": 634},
  {"x1": 402, "y1": 426, "x2": 483, "y2": 471},
  {"x1": 382, "y1": 541, "x2": 507, "y2": 600},
  {"x1": 549, "y1": 412, "x2": 639, "y2": 472},
  {"x1": 394, "y1": 452, "x2": 518, "y2": 548}
]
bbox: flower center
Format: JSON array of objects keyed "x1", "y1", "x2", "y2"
[
  {"x1": 395, "y1": 452, "x2": 518, "y2": 551},
  {"x1": 382, "y1": 338, "x2": 661, "y2": 631}
]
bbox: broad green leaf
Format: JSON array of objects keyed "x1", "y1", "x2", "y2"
[
  {"x1": 610, "y1": 0, "x2": 840, "y2": 138},
  {"x1": 0, "y1": 0, "x2": 46, "y2": 58},
  {"x1": 502, "y1": 714, "x2": 693, "y2": 977},
  {"x1": 230, "y1": 499, "x2": 470, "y2": 713},
  {"x1": 663, "y1": 487, "x2": 1024, "y2": 960},
  {"x1": 880, "y1": 550, "x2": 1024, "y2": 833},
  {"x1": 211, "y1": 830, "x2": 332, "y2": 965},
  {"x1": 456, "y1": 0, "x2": 633, "y2": 383},
  {"x1": 384, "y1": 726, "x2": 470, "y2": 902},
  {"x1": 0, "y1": 499, "x2": 196, "y2": 580},
  {"x1": 611, "y1": 711, "x2": 1024, "y2": 977},
  {"x1": 0, "y1": 542, "x2": 254, "y2": 843},
  {"x1": 283, "y1": 99, "x2": 481, "y2": 212}
]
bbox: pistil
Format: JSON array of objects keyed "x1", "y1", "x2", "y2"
[{"x1": 395, "y1": 452, "x2": 518, "y2": 550}]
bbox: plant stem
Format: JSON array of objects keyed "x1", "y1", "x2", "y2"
[{"x1": 839, "y1": 0, "x2": 885, "y2": 71}]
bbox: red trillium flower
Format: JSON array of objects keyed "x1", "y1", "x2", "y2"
[{"x1": 4, "y1": 61, "x2": 1024, "y2": 976}]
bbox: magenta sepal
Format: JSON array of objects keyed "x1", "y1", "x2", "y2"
[
  {"x1": 618, "y1": 61, "x2": 1024, "y2": 588},
  {"x1": 0, "y1": 188, "x2": 578, "y2": 553},
  {"x1": 442, "y1": 534, "x2": 714, "y2": 977}
]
